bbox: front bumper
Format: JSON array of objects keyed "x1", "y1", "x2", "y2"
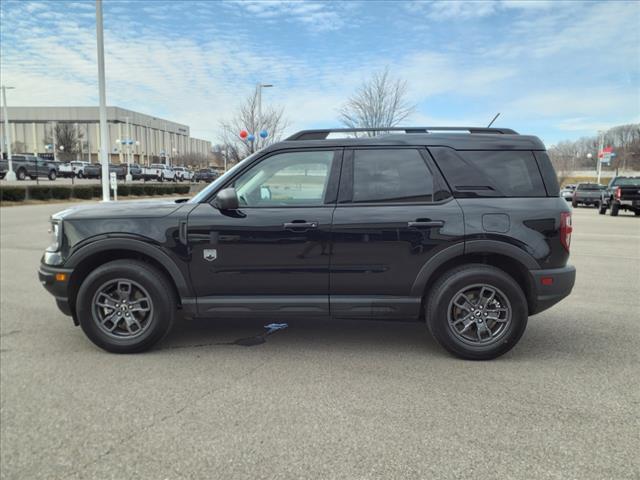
[
  {"x1": 529, "y1": 265, "x2": 576, "y2": 315},
  {"x1": 38, "y1": 263, "x2": 74, "y2": 317}
]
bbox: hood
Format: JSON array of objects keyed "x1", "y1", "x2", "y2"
[{"x1": 52, "y1": 199, "x2": 188, "y2": 221}]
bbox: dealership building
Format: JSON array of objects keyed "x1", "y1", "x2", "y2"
[{"x1": 0, "y1": 106, "x2": 212, "y2": 165}]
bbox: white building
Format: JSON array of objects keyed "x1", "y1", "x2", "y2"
[{"x1": 0, "y1": 106, "x2": 211, "y2": 165}]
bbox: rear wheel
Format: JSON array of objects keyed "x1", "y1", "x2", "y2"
[
  {"x1": 48, "y1": 170, "x2": 57, "y2": 181},
  {"x1": 76, "y1": 260, "x2": 176, "y2": 353},
  {"x1": 610, "y1": 202, "x2": 619, "y2": 216},
  {"x1": 77, "y1": 171, "x2": 84, "y2": 179},
  {"x1": 571, "y1": 200, "x2": 578, "y2": 208},
  {"x1": 599, "y1": 203, "x2": 607, "y2": 214},
  {"x1": 426, "y1": 264, "x2": 528, "y2": 360}
]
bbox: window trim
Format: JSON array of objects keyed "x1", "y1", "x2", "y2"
[
  {"x1": 209, "y1": 147, "x2": 343, "y2": 208},
  {"x1": 337, "y1": 146, "x2": 451, "y2": 207}
]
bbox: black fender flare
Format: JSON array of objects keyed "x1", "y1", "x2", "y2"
[
  {"x1": 65, "y1": 237, "x2": 192, "y2": 298},
  {"x1": 410, "y1": 240, "x2": 539, "y2": 297}
]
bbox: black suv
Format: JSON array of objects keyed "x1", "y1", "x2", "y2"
[{"x1": 39, "y1": 127, "x2": 576, "y2": 360}]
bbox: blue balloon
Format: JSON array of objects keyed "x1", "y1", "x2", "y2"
[
  {"x1": 259, "y1": 130, "x2": 268, "y2": 138},
  {"x1": 247, "y1": 134, "x2": 255, "y2": 142}
]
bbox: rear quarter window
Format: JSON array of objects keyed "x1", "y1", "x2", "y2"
[{"x1": 429, "y1": 147, "x2": 547, "y2": 197}]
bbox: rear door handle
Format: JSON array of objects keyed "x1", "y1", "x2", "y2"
[
  {"x1": 284, "y1": 221, "x2": 319, "y2": 231},
  {"x1": 408, "y1": 220, "x2": 445, "y2": 228}
]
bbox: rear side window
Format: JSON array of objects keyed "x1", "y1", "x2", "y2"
[
  {"x1": 352, "y1": 149, "x2": 434, "y2": 203},
  {"x1": 457, "y1": 151, "x2": 545, "y2": 197},
  {"x1": 431, "y1": 147, "x2": 547, "y2": 197}
]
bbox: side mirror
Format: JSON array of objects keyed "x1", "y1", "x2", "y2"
[{"x1": 213, "y1": 187, "x2": 240, "y2": 211}]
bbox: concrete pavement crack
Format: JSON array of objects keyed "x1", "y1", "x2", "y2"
[{"x1": 68, "y1": 360, "x2": 270, "y2": 478}]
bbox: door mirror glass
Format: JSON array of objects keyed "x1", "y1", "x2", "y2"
[{"x1": 213, "y1": 187, "x2": 240, "y2": 211}]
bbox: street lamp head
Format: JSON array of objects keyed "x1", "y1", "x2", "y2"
[
  {"x1": 261, "y1": 84, "x2": 273, "y2": 88},
  {"x1": 116, "y1": 139, "x2": 121, "y2": 144},
  {"x1": 587, "y1": 153, "x2": 593, "y2": 159},
  {"x1": 59, "y1": 145, "x2": 65, "y2": 151}
]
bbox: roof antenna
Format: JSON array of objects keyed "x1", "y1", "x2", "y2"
[{"x1": 487, "y1": 113, "x2": 500, "y2": 128}]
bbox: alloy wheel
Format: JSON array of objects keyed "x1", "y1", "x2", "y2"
[
  {"x1": 447, "y1": 284, "x2": 512, "y2": 346},
  {"x1": 91, "y1": 279, "x2": 154, "y2": 339}
]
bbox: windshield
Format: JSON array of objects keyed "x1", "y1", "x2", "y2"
[
  {"x1": 189, "y1": 152, "x2": 260, "y2": 203},
  {"x1": 611, "y1": 177, "x2": 640, "y2": 186}
]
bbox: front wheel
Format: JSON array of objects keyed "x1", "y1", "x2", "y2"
[
  {"x1": 77, "y1": 171, "x2": 84, "y2": 179},
  {"x1": 425, "y1": 264, "x2": 528, "y2": 360},
  {"x1": 76, "y1": 260, "x2": 176, "y2": 353},
  {"x1": 48, "y1": 170, "x2": 57, "y2": 181},
  {"x1": 599, "y1": 203, "x2": 607, "y2": 215},
  {"x1": 17, "y1": 168, "x2": 27, "y2": 181},
  {"x1": 571, "y1": 200, "x2": 578, "y2": 208}
]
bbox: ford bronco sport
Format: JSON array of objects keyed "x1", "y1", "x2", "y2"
[{"x1": 39, "y1": 127, "x2": 576, "y2": 360}]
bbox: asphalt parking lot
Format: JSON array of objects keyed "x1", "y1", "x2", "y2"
[{"x1": 1, "y1": 203, "x2": 638, "y2": 480}]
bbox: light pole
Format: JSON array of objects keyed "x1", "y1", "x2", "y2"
[
  {"x1": 125, "y1": 116, "x2": 133, "y2": 181},
  {"x1": 2, "y1": 85, "x2": 17, "y2": 181},
  {"x1": 256, "y1": 83, "x2": 273, "y2": 133},
  {"x1": 96, "y1": 0, "x2": 110, "y2": 201}
]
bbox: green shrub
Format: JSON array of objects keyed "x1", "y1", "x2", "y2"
[
  {"x1": 72, "y1": 186, "x2": 95, "y2": 199},
  {"x1": 92, "y1": 185, "x2": 103, "y2": 197},
  {"x1": 143, "y1": 185, "x2": 156, "y2": 196},
  {"x1": 160, "y1": 185, "x2": 175, "y2": 195},
  {"x1": 117, "y1": 185, "x2": 130, "y2": 197},
  {"x1": 0, "y1": 187, "x2": 27, "y2": 202},
  {"x1": 51, "y1": 186, "x2": 72, "y2": 200},
  {"x1": 129, "y1": 184, "x2": 145, "y2": 196},
  {"x1": 29, "y1": 186, "x2": 53, "y2": 200},
  {"x1": 175, "y1": 185, "x2": 191, "y2": 195}
]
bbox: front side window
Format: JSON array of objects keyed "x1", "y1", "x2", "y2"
[
  {"x1": 352, "y1": 149, "x2": 434, "y2": 203},
  {"x1": 234, "y1": 150, "x2": 334, "y2": 206}
]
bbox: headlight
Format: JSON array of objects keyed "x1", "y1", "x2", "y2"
[{"x1": 47, "y1": 220, "x2": 62, "y2": 252}]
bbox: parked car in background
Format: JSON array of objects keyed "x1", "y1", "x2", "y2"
[
  {"x1": 83, "y1": 163, "x2": 127, "y2": 179},
  {"x1": 560, "y1": 184, "x2": 576, "y2": 202},
  {"x1": 599, "y1": 176, "x2": 640, "y2": 216},
  {"x1": 572, "y1": 183, "x2": 604, "y2": 208},
  {"x1": 194, "y1": 168, "x2": 218, "y2": 183},
  {"x1": 0, "y1": 155, "x2": 59, "y2": 180},
  {"x1": 39, "y1": 126, "x2": 575, "y2": 360},
  {"x1": 172, "y1": 166, "x2": 193, "y2": 182},
  {"x1": 128, "y1": 164, "x2": 143, "y2": 180},
  {"x1": 142, "y1": 163, "x2": 176, "y2": 182},
  {"x1": 59, "y1": 161, "x2": 91, "y2": 178}
]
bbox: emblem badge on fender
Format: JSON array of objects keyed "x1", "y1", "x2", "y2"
[{"x1": 203, "y1": 249, "x2": 217, "y2": 262}]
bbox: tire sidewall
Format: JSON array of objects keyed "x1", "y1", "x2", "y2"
[
  {"x1": 427, "y1": 266, "x2": 528, "y2": 360},
  {"x1": 76, "y1": 261, "x2": 175, "y2": 353}
]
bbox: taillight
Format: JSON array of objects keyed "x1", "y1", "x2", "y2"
[
  {"x1": 615, "y1": 187, "x2": 622, "y2": 199},
  {"x1": 560, "y1": 212, "x2": 572, "y2": 252}
]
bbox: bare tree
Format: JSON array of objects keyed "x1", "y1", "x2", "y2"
[
  {"x1": 219, "y1": 88, "x2": 288, "y2": 164},
  {"x1": 339, "y1": 67, "x2": 415, "y2": 136},
  {"x1": 548, "y1": 141, "x2": 579, "y2": 184},
  {"x1": 44, "y1": 123, "x2": 84, "y2": 161}
]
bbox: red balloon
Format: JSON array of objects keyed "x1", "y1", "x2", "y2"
[{"x1": 239, "y1": 130, "x2": 248, "y2": 139}]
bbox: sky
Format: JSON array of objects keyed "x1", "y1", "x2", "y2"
[{"x1": 0, "y1": 0, "x2": 639, "y2": 146}]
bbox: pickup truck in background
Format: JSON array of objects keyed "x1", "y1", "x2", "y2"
[
  {"x1": 142, "y1": 163, "x2": 175, "y2": 182},
  {"x1": 194, "y1": 168, "x2": 218, "y2": 183},
  {"x1": 172, "y1": 166, "x2": 193, "y2": 182},
  {"x1": 83, "y1": 163, "x2": 127, "y2": 179},
  {"x1": 571, "y1": 183, "x2": 604, "y2": 208},
  {"x1": 0, "y1": 155, "x2": 59, "y2": 180},
  {"x1": 599, "y1": 176, "x2": 640, "y2": 216},
  {"x1": 59, "y1": 161, "x2": 91, "y2": 178}
]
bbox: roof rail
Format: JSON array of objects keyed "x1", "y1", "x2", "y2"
[{"x1": 286, "y1": 126, "x2": 519, "y2": 141}]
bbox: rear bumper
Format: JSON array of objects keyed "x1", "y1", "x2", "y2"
[
  {"x1": 529, "y1": 265, "x2": 576, "y2": 315},
  {"x1": 38, "y1": 264, "x2": 74, "y2": 317}
]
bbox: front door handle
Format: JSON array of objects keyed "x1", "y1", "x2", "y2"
[
  {"x1": 284, "y1": 221, "x2": 319, "y2": 231},
  {"x1": 408, "y1": 220, "x2": 445, "y2": 228}
]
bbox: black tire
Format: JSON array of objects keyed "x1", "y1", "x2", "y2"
[
  {"x1": 634, "y1": 211, "x2": 640, "y2": 216},
  {"x1": 610, "y1": 202, "x2": 619, "y2": 216},
  {"x1": 17, "y1": 168, "x2": 27, "y2": 181},
  {"x1": 77, "y1": 171, "x2": 84, "y2": 179},
  {"x1": 76, "y1": 260, "x2": 176, "y2": 353},
  {"x1": 30, "y1": 176, "x2": 37, "y2": 180},
  {"x1": 425, "y1": 264, "x2": 528, "y2": 360},
  {"x1": 599, "y1": 203, "x2": 607, "y2": 215},
  {"x1": 48, "y1": 170, "x2": 57, "y2": 181},
  {"x1": 571, "y1": 200, "x2": 578, "y2": 208}
]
